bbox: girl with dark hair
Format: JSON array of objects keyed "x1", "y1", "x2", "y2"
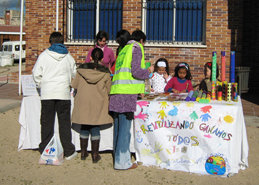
[
  {"x1": 71, "y1": 48, "x2": 113, "y2": 163},
  {"x1": 149, "y1": 58, "x2": 172, "y2": 93},
  {"x1": 85, "y1": 31, "x2": 115, "y2": 70},
  {"x1": 115, "y1": 29, "x2": 131, "y2": 56},
  {"x1": 164, "y1": 62, "x2": 193, "y2": 93},
  {"x1": 199, "y1": 62, "x2": 220, "y2": 92},
  {"x1": 131, "y1": 29, "x2": 146, "y2": 44},
  {"x1": 110, "y1": 30, "x2": 131, "y2": 74}
]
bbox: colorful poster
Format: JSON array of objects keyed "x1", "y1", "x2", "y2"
[{"x1": 134, "y1": 99, "x2": 248, "y2": 176}]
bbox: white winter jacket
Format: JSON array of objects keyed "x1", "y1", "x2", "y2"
[{"x1": 32, "y1": 49, "x2": 77, "y2": 100}]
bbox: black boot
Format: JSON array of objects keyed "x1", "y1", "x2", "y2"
[
  {"x1": 91, "y1": 140, "x2": 101, "y2": 163},
  {"x1": 80, "y1": 138, "x2": 89, "y2": 160}
]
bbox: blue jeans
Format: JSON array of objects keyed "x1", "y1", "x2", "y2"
[
  {"x1": 80, "y1": 125, "x2": 100, "y2": 141},
  {"x1": 113, "y1": 113, "x2": 132, "y2": 169}
]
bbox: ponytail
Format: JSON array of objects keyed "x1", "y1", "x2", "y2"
[{"x1": 91, "y1": 48, "x2": 104, "y2": 68}]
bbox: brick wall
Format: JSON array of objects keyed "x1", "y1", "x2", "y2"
[
  {"x1": 25, "y1": 0, "x2": 64, "y2": 72},
  {"x1": 25, "y1": 0, "x2": 232, "y2": 85}
]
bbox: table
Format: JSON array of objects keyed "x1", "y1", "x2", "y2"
[
  {"x1": 18, "y1": 95, "x2": 249, "y2": 176},
  {"x1": 134, "y1": 97, "x2": 249, "y2": 176},
  {"x1": 18, "y1": 96, "x2": 135, "y2": 152}
]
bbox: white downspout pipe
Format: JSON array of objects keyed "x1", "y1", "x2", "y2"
[
  {"x1": 56, "y1": 0, "x2": 59, "y2": 31},
  {"x1": 18, "y1": 0, "x2": 24, "y2": 96}
]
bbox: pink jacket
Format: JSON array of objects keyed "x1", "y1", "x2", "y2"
[
  {"x1": 164, "y1": 77, "x2": 193, "y2": 93},
  {"x1": 85, "y1": 44, "x2": 115, "y2": 68}
]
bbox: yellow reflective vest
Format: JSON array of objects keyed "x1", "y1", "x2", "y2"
[{"x1": 110, "y1": 42, "x2": 146, "y2": 94}]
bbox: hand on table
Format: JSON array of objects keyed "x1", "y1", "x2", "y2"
[{"x1": 172, "y1": 89, "x2": 180, "y2": 94}]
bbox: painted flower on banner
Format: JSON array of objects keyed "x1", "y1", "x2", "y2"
[{"x1": 205, "y1": 155, "x2": 226, "y2": 175}]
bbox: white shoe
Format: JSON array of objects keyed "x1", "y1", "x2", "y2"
[{"x1": 65, "y1": 151, "x2": 77, "y2": 160}]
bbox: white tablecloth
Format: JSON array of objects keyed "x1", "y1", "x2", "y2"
[
  {"x1": 18, "y1": 95, "x2": 249, "y2": 176},
  {"x1": 18, "y1": 96, "x2": 135, "y2": 152},
  {"x1": 134, "y1": 97, "x2": 249, "y2": 176}
]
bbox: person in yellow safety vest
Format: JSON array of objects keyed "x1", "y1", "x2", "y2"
[
  {"x1": 109, "y1": 29, "x2": 154, "y2": 170},
  {"x1": 110, "y1": 39, "x2": 146, "y2": 94}
]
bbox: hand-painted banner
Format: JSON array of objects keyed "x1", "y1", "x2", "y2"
[{"x1": 134, "y1": 98, "x2": 248, "y2": 176}]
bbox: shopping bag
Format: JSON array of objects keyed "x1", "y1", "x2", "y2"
[{"x1": 39, "y1": 134, "x2": 64, "y2": 165}]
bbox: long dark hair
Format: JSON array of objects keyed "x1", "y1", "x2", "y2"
[
  {"x1": 115, "y1": 29, "x2": 131, "y2": 56},
  {"x1": 174, "y1": 62, "x2": 192, "y2": 80},
  {"x1": 95, "y1": 30, "x2": 109, "y2": 45},
  {"x1": 154, "y1": 58, "x2": 170, "y2": 75},
  {"x1": 204, "y1": 62, "x2": 219, "y2": 80},
  {"x1": 131, "y1": 29, "x2": 146, "y2": 43},
  {"x1": 91, "y1": 48, "x2": 103, "y2": 68}
]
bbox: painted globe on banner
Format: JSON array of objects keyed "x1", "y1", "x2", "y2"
[{"x1": 205, "y1": 156, "x2": 226, "y2": 175}]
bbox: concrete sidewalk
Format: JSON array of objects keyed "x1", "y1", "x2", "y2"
[
  {"x1": 0, "y1": 83, "x2": 22, "y2": 113},
  {"x1": 0, "y1": 83, "x2": 258, "y2": 127},
  {"x1": 0, "y1": 98, "x2": 21, "y2": 113}
]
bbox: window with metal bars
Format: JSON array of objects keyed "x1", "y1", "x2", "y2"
[
  {"x1": 67, "y1": 0, "x2": 122, "y2": 42},
  {"x1": 142, "y1": 0, "x2": 206, "y2": 45}
]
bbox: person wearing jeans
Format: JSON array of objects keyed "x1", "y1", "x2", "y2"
[
  {"x1": 109, "y1": 30, "x2": 154, "y2": 170},
  {"x1": 71, "y1": 48, "x2": 113, "y2": 163},
  {"x1": 79, "y1": 125, "x2": 101, "y2": 162},
  {"x1": 112, "y1": 113, "x2": 132, "y2": 169}
]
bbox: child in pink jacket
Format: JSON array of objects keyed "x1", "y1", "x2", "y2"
[{"x1": 164, "y1": 62, "x2": 193, "y2": 93}]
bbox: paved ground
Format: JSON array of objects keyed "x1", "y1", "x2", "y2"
[{"x1": 0, "y1": 83, "x2": 258, "y2": 127}]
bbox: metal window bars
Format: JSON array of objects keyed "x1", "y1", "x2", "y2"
[{"x1": 67, "y1": 0, "x2": 122, "y2": 43}]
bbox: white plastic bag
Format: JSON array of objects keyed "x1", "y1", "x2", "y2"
[{"x1": 39, "y1": 134, "x2": 64, "y2": 165}]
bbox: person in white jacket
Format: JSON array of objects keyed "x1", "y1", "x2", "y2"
[{"x1": 32, "y1": 32, "x2": 77, "y2": 160}]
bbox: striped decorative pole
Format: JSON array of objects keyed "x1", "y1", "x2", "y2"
[
  {"x1": 221, "y1": 51, "x2": 226, "y2": 82},
  {"x1": 227, "y1": 83, "x2": 232, "y2": 102},
  {"x1": 212, "y1": 52, "x2": 217, "y2": 100},
  {"x1": 232, "y1": 83, "x2": 238, "y2": 102},
  {"x1": 230, "y1": 51, "x2": 235, "y2": 83},
  {"x1": 217, "y1": 82, "x2": 222, "y2": 101}
]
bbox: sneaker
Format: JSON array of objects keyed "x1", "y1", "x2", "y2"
[{"x1": 65, "y1": 151, "x2": 78, "y2": 160}]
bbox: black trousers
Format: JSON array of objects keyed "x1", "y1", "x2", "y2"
[{"x1": 39, "y1": 99, "x2": 75, "y2": 157}]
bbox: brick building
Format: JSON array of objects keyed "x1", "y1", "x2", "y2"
[
  {"x1": 24, "y1": 0, "x2": 258, "y2": 92},
  {"x1": 1, "y1": 10, "x2": 25, "y2": 26},
  {"x1": 0, "y1": 26, "x2": 25, "y2": 46}
]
